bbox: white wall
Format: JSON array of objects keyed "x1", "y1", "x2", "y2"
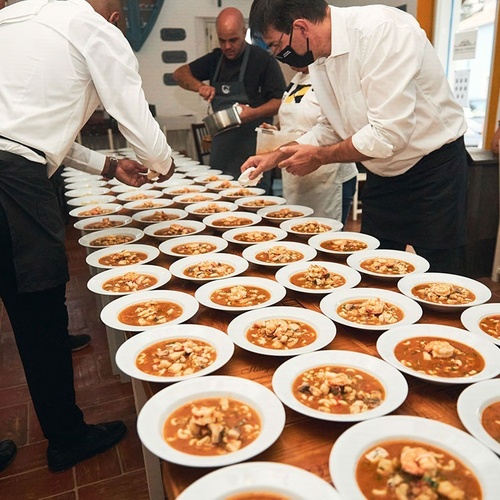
[{"x1": 135, "y1": 0, "x2": 254, "y2": 130}]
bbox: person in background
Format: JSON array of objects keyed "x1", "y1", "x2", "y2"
[
  {"x1": 173, "y1": 7, "x2": 285, "y2": 194},
  {"x1": 243, "y1": 0, "x2": 469, "y2": 274},
  {"x1": 0, "y1": 0, "x2": 173, "y2": 473},
  {"x1": 273, "y1": 66, "x2": 357, "y2": 224}
]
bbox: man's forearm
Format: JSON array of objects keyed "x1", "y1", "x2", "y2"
[
  {"x1": 173, "y1": 65, "x2": 203, "y2": 93},
  {"x1": 316, "y1": 137, "x2": 372, "y2": 165}
]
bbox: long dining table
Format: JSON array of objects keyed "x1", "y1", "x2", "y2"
[{"x1": 95, "y1": 212, "x2": 500, "y2": 500}]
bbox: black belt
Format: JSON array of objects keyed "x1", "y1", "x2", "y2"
[{"x1": 0, "y1": 134, "x2": 46, "y2": 158}]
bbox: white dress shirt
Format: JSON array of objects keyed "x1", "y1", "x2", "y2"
[
  {"x1": 279, "y1": 71, "x2": 357, "y2": 220},
  {"x1": 0, "y1": 0, "x2": 172, "y2": 177},
  {"x1": 297, "y1": 5, "x2": 467, "y2": 177}
]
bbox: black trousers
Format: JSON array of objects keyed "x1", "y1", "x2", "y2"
[{"x1": 0, "y1": 155, "x2": 87, "y2": 448}]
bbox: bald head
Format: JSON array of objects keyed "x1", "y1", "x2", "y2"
[
  {"x1": 87, "y1": 0, "x2": 126, "y2": 34},
  {"x1": 216, "y1": 7, "x2": 247, "y2": 60}
]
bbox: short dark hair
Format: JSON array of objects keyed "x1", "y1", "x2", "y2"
[{"x1": 249, "y1": 0, "x2": 328, "y2": 38}]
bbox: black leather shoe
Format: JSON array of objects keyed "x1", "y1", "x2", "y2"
[
  {"x1": 47, "y1": 421, "x2": 126, "y2": 473},
  {"x1": 0, "y1": 439, "x2": 17, "y2": 472},
  {"x1": 69, "y1": 334, "x2": 91, "y2": 352}
]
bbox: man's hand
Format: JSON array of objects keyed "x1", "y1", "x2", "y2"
[
  {"x1": 198, "y1": 84, "x2": 216, "y2": 102},
  {"x1": 114, "y1": 159, "x2": 149, "y2": 187},
  {"x1": 240, "y1": 149, "x2": 285, "y2": 180},
  {"x1": 277, "y1": 144, "x2": 323, "y2": 176}
]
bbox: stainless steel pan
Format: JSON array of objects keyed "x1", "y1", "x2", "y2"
[{"x1": 202, "y1": 104, "x2": 242, "y2": 136}]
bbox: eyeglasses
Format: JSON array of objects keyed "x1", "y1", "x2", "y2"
[{"x1": 267, "y1": 26, "x2": 291, "y2": 56}]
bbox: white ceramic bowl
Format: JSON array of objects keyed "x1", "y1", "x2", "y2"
[
  {"x1": 203, "y1": 211, "x2": 262, "y2": 232},
  {"x1": 376, "y1": 323, "x2": 500, "y2": 384},
  {"x1": 143, "y1": 220, "x2": 206, "y2": 240},
  {"x1": 257, "y1": 204, "x2": 314, "y2": 223},
  {"x1": 222, "y1": 225, "x2": 288, "y2": 246},
  {"x1": 121, "y1": 198, "x2": 174, "y2": 211},
  {"x1": 73, "y1": 214, "x2": 132, "y2": 232},
  {"x1": 319, "y1": 287, "x2": 423, "y2": 331},
  {"x1": 461, "y1": 303, "x2": 500, "y2": 346},
  {"x1": 115, "y1": 324, "x2": 235, "y2": 383},
  {"x1": 100, "y1": 289, "x2": 199, "y2": 332},
  {"x1": 176, "y1": 462, "x2": 341, "y2": 500},
  {"x1": 235, "y1": 195, "x2": 287, "y2": 213},
  {"x1": 116, "y1": 190, "x2": 164, "y2": 202},
  {"x1": 397, "y1": 272, "x2": 492, "y2": 312},
  {"x1": 272, "y1": 350, "x2": 408, "y2": 421},
  {"x1": 347, "y1": 249, "x2": 430, "y2": 280},
  {"x1": 195, "y1": 276, "x2": 286, "y2": 312},
  {"x1": 131, "y1": 208, "x2": 188, "y2": 225},
  {"x1": 169, "y1": 253, "x2": 249, "y2": 282},
  {"x1": 184, "y1": 200, "x2": 238, "y2": 219},
  {"x1": 227, "y1": 305, "x2": 336, "y2": 357},
  {"x1": 137, "y1": 375, "x2": 285, "y2": 467},
  {"x1": 66, "y1": 194, "x2": 117, "y2": 207},
  {"x1": 159, "y1": 235, "x2": 228, "y2": 258},
  {"x1": 329, "y1": 415, "x2": 500, "y2": 500},
  {"x1": 280, "y1": 216, "x2": 343, "y2": 236},
  {"x1": 242, "y1": 241, "x2": 317, "y2": 267},
  {"x1": 78, "y1": 227, "x2": 144, "y2": 249},
  {"x1": 86, "y1": 264, "x2": 171, "y2": 296},
  {"x1": 275, "y1": 260, "x2": 361, "y2": 294},
  {"x1": 85, "y1": 244, "x2": 160, "y2": 269},
  {"x1": 308, "y1": 231, "x2": 380, "y2": 257}
]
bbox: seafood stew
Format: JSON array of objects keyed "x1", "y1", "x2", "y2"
[
  {"x1": 233, "y1": 231, "x2": 276, "y2": 243},
  {"x1": 210, "y1": 285, "x2": 271, "y2": 307},
  {"x1": 360, "y1": 258, "x2": 415, "y2": 276},
  {"x1": 290, "y1": 264, "x2": 346, "y2": 290},
  {"x1": 290, "y1": 221, "x2": 332, "y2": 234},
  {"x1": 337, "y1": 298, "x2": 404, "y2": 326},
  {"x1": 136, "y1": 338, "x2": 216, "y2": 377},
  {"x1": 183, "y1": 261, "x2": 235, "y2": 279},
  {"x1": 171, "y1": 242, "x2": 217, "y2": 255},
  {"x1": 84, "y1": 218, "x2": 123, "y2": 230},
  {"x1": 255, "y1": 245, "x2": 304, "y2": 264},
  {"x1": 211, "y1": 216, "x2": 254, "y2": 227},
  {"x1": 90, "y1": 234, "x2": 135, "y2": 246},
  {"x1": 163, "y1": 397, "x2": 261, "y2": 455},
  {"x1": 102, "y1": 272, "x2": 158, "y2": 293},
  {"x1": 320, "y1": 239, "x2": 368, "y2": 252},
  {"x1": 481, "y1": 401, "x2": 500, "y2": 442},
  {"x1": 356, "y1": 440, "x2": 482, "y2": 499},
  {"x1": 118, "y1": 300, "x2": 183, "y2": 326},
  {"x1": 155, "y1": 224, "x2": 196, "y2": 236},
  {"x1": 98, "y1": 249, "x2": 148, "y2": 266},
  {"x1": 246, "y1": 319, "x2": 317, "y2": 350},
  {"x1": 411, "y1": 282, "x2": 475, "y2": 305},
  {"x1": 394, "y1": 337, "x2": 484, "y2": 378},
  {"x1": 479, "y1": 315, "x2": 500, "y2": 340},
  {"x1": 293, "y1": 366, "x2": 384, "y2": 415},
  {"x1": 265, "y1": 208, "x2": 304, "y2": 219}
]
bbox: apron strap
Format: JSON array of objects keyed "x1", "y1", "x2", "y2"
[{"x1": 212, "y1": 43, "x2": 250, "y2": 85}]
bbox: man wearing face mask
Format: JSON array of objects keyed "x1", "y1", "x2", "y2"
[
  {"x1": 242, "y1": 0, "x2": 468, "y2": 274},
  {"x1": 0, "y1": 0, "x2": 174, "y2": 472},
  {"x1": 173, "y1": 7, "x2": 286, "y2": 194}
]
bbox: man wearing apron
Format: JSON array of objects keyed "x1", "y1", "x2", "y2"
[
  {"x1": 0, "y1": 0, "x2": 173, "y2": 473},
  {"x1": 173, "y1": 7, "x2": 285, "y2": 194}
]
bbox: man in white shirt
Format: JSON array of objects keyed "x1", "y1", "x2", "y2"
[
  {"x1": 0, "y1": 0, "x2": 173, "y2": 473},
  {"x1": 243, "y1": 0, "x2": 469, "y2": 274}
]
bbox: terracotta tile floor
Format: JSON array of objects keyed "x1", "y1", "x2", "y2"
[{"x1": 0, "y1": 223, "x2": 152, "y2": 500}]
